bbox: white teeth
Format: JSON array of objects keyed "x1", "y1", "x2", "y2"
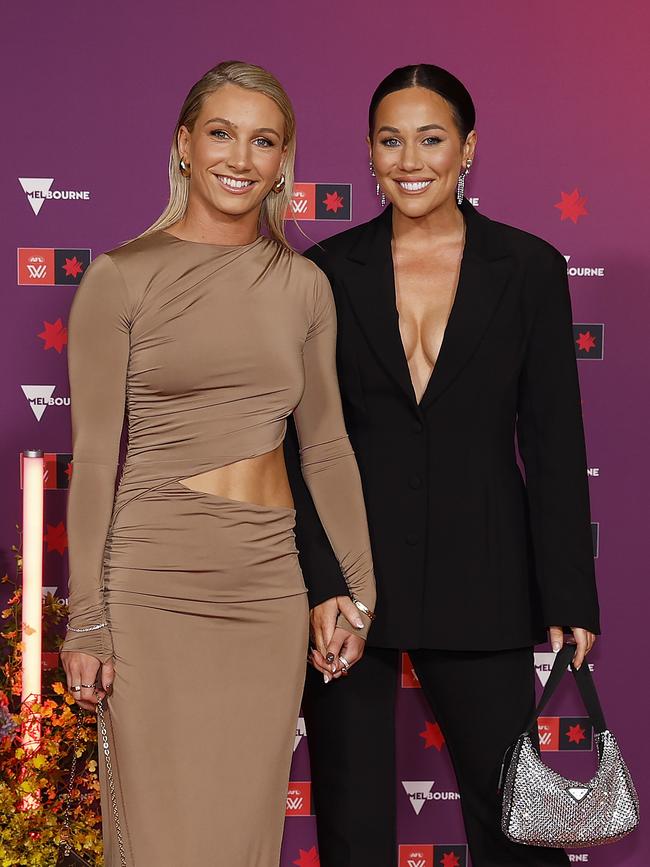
[
  {"x1": 218, "y1": 176, "x2": 253, "y2": 189},
  {"x1": 398, "y1": 180, "x2": 432, "y2": 191}
]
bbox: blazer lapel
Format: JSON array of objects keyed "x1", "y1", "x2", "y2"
[
  {"x1": 342, "y1": 208, "x2": 417, "y2": 403},
  {"x1": 340, "y1": 200, "x2": 514, "y2": 412},
  {"x1": 418, "y1": 205, "x2": 513, "y2": 410}
]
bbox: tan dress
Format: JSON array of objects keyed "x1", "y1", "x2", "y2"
[{"x1": 60, "y1": 230, "x2": 376, "y2": 867}]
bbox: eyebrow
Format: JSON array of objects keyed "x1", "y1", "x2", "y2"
[
  {"x1": 203, "y1": 116, "x2": 281, "y2": 137},
  {"x1": 376, "y1": 123, "x2": 447, "y2": 134}
]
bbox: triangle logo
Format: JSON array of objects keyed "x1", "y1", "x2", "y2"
[
  {"x1": 402, "y1": 780, "x2": 434, "y2": 815},
  {"x1": 22, "y1": 385, "x2": 55, "y2": 421},
  {"x1": 567, "y1": 786, "x2": 590, "y2": 803},
  {"x1": 19, "y1": 177, "x2": 54, "y2": 215},
  {"x1": 534, "y1": 652, "x2": 559, "y2": 687}
]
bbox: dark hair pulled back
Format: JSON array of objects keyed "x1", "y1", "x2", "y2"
[{"x1": 368, "y1": 64, "x2": 475, "y2": 140}]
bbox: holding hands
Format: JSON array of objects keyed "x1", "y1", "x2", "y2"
[{"x1": 309, "y1": 596, "x2": 367, "y2": 683}]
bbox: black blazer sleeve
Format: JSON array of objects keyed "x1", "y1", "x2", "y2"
[
  {"x1": 284, "y1": 241, "x2": 349, "y2": 608},
  {"x1": 516, "y1": 249, "x2": 600, "y2": 633}
]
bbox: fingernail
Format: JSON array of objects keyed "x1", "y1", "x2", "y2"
[
  {"x1": 331, "y1": 664, "x2": 337, "y2": 673},
  {"x1": 355, "y1": 621, "x2": 364, "y2": 629},
  {"x1": 323, "y1": 674, "x2": 330, "y2": 684},
  {"x1": 552, "y1": 642, "x2": 561, "y2": 652},
  {"x1": 325, "y1": 653, "x2": 335, "y2": 663}
]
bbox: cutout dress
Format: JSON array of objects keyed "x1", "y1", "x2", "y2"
[{"x1": 61, "y1": 229, "x2": 376, "y2": 867}]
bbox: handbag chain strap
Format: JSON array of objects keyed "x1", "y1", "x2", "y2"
[{"x1": 61, "y1": 699, "x2": 127, "y2": 866}]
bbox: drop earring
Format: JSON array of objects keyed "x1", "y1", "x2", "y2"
[
  {"x1": 456, "y1": 158, "x2": 472, "y2": 205},
  {"x1": 370, "y1": 159, "x2": 386, "y2": 208}
]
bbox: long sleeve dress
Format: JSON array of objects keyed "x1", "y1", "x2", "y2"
[{"x1": 60, "y1": 228, "x2": 376, "y2": 867}]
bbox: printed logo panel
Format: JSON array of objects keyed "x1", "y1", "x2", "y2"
[
  {"x1": 19, "y1": 452, "x2": 73, "y2": 490},
  {"x1": 398, "y1": 844, "x2": 467, "y2": 867},
  {"x1": 286, "y1": 781, "x2": 311, "y2": 816},
  {"x1": 573, "y1": 324, "x2": 604, "y2": 360},
  {"x1": 18, "y1": 248, "x2": 91, "y2": 285},
  {"x1": 286, "y1": 183, "x2": 352, "y2": 221}
]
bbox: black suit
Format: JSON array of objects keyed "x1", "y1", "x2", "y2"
[
  {"x1": 287, "y1": 199, "x2": 599, "y2": 647},
  {"x1": 285, "y1": 200, "x2": 600, "y2": 867}
]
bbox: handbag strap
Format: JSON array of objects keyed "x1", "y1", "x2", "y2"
[
  {"x1": 525, "y1": 644, "x2": 607, "y2": 735},
  {"x1": 61, "y1": 699, "x2": 128, "y2": 866}
]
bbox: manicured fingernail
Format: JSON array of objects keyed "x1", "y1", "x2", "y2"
[
  {"x1": 326, "y1": 653, "x2": 335, "y2": 663},
  {"x1": 355, "y1": 621, "x2": 364, "y2": 629},
  {"x1": 552, "y1": 642, "x2": 561, "y2": 652},
  {"x1": 331, "y1": 664, "x2": 337, "y2": 673},
  {"x1": 324, "y1": 674, "x2": 330, "y2": 684}
]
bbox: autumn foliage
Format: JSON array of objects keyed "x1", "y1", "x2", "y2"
[{"x1": 0, "y1": 538, "x2": 103, "y2": 865}]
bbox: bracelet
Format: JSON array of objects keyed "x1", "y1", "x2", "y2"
[
  {"x1": 67, "y1": 621, "x2": 108, "y2": 633},
  {"x1": 352, "y1": 597, "x2": 376, "y2": 622}
]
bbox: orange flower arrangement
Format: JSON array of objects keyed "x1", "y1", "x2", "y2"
[{"x1": 0, "y1": 540, "x2": 103, "y2": 865}]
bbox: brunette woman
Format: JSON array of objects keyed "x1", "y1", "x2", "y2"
[{"x1": 285, "y1": 64, "x2": 599, "y2": 867}]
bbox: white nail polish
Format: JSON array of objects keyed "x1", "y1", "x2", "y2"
[{"x1": 324, "y1": 674, "x2": 330, "y2": 684}]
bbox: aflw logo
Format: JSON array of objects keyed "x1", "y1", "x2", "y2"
[
  {"x1": 27, "y1": 258, "x2": 46, "y2": 279},
  {"x1": 286, "y1": 781, "x2": 311, "y2": 816}
]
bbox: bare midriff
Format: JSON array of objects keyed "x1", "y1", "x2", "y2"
[{"x1": 178, "y1": 443, "x2": 294, "y2": 510}]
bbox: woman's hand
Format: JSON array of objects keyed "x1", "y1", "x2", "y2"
[
  {"x1": 309, "y1": 595, "x2": 367, "y2": 683},
  {"x1": 60, "y1": 651, "x2": 114, "y2": 712},
  {"x1": 548, "y1": 626, "x2": 596, "y2": 670}
]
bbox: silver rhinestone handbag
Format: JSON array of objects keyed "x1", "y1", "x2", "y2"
[
  {"x1": 57, "y1": 699, "x2": 128, "y2": 866},
  {"x1": 500, "y1": 644, "x2": 639, "y2": 848}
]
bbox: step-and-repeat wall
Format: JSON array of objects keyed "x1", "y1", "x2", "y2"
[{"x1": 3, "y1": 2, "x2": 648, "y2": 865}]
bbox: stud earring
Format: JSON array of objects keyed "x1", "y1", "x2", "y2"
[
  {"x1": 370, "y1": 159, "x2": 386, "y2": 207},
  {"x1": 179, "y1": 157, "x2": 191, "y2": 179}
]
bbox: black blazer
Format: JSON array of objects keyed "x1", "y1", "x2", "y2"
[{"x1": 285, "y1": 199, "x2": 600, "y2": 650}]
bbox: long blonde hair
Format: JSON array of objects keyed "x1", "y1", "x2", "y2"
[{"x1": 139, "y1": 61, "x2": 296, "y2": 249}]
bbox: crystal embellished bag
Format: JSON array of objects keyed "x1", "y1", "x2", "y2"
[
  {"x1": 57, "y1": 699, "x2": 128, "y2": 866},
  {"x1": 500, "y1": 644, "x2": 639, "y2": 848}
]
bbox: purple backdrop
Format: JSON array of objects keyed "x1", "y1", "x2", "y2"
[{"x1": 3, "y1": 2, "x2": 649, "y2": 865}]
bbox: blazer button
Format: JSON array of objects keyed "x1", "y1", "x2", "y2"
[
  {"x1": 412, "y1": 421, "x2": 424, "y2": 434},
  {"x1": 409, "y1": 474, "x2": 422, "y2": 490},
  {"x1": 406, "y1": 532, "x2": 419, "y2": 546}
]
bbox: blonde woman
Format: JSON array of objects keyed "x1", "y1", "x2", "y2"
[{"x1": 59, "y1": 61, "x2": 375, "y2": 867}]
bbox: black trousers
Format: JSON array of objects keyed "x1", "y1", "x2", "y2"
[{"x1": 302, "y1": 645, "x2": 570, "y2": 867}]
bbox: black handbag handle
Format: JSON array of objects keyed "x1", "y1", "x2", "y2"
[{"x1": 525, "y1": 644, "x2": 607, "y2": 735}]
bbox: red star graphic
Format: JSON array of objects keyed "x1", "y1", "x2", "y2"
[
  {"x1": 293, "y1": 847, "x2": 320, "y2": 867},
  {"x1": 65, "y1": 462, "x2": 73, "y2": 480},
  {"x1": 440, "y1": 854, "x2": 460, "y2": 867},
  {"x1": 566, "y1": 723, "x2": 586, "y2": 745},
  {"x1": 45, "y1": 522, "x2": 68, "y2": 555},
  {"x1": 38, "y1": 318, "x2": 68, "y2": 353},
  {"x1": 554, "y1": 189, "x2": 588, "y2": 223},
  {"x1": 576, "y1": 331, "x2": 597, "y2": 352},
  {"x1": 322, "y1": 191, "x2": 344, "y2": 213},
  {"x1": 62, "y1": 256, "x2": 84, "y2": 278},
  {"x1": 419, "y1": 720, "x2": 445, "y2": 751}
]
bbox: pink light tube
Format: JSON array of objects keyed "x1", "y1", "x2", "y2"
[{"x1": 21, "y1": 449, "x2": 44, "y2": 754}]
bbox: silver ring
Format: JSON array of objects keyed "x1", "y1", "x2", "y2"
[
  {"x1": 80, "y1": 683, "x2": 96, "y2": 690},
  {"x1": 70, "y1": 685, "x2": 82, "y2": 692},
  {"x1": 339, "y1": 655, "x2": 350, "y2": 670}
]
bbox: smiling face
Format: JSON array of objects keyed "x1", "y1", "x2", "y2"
[
  {"x1": 369, "y1": 86, "x2": 476, "y2": 218},
  {"x1": 178, "y1": 83, "x2": 287, "y2": 223}
]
